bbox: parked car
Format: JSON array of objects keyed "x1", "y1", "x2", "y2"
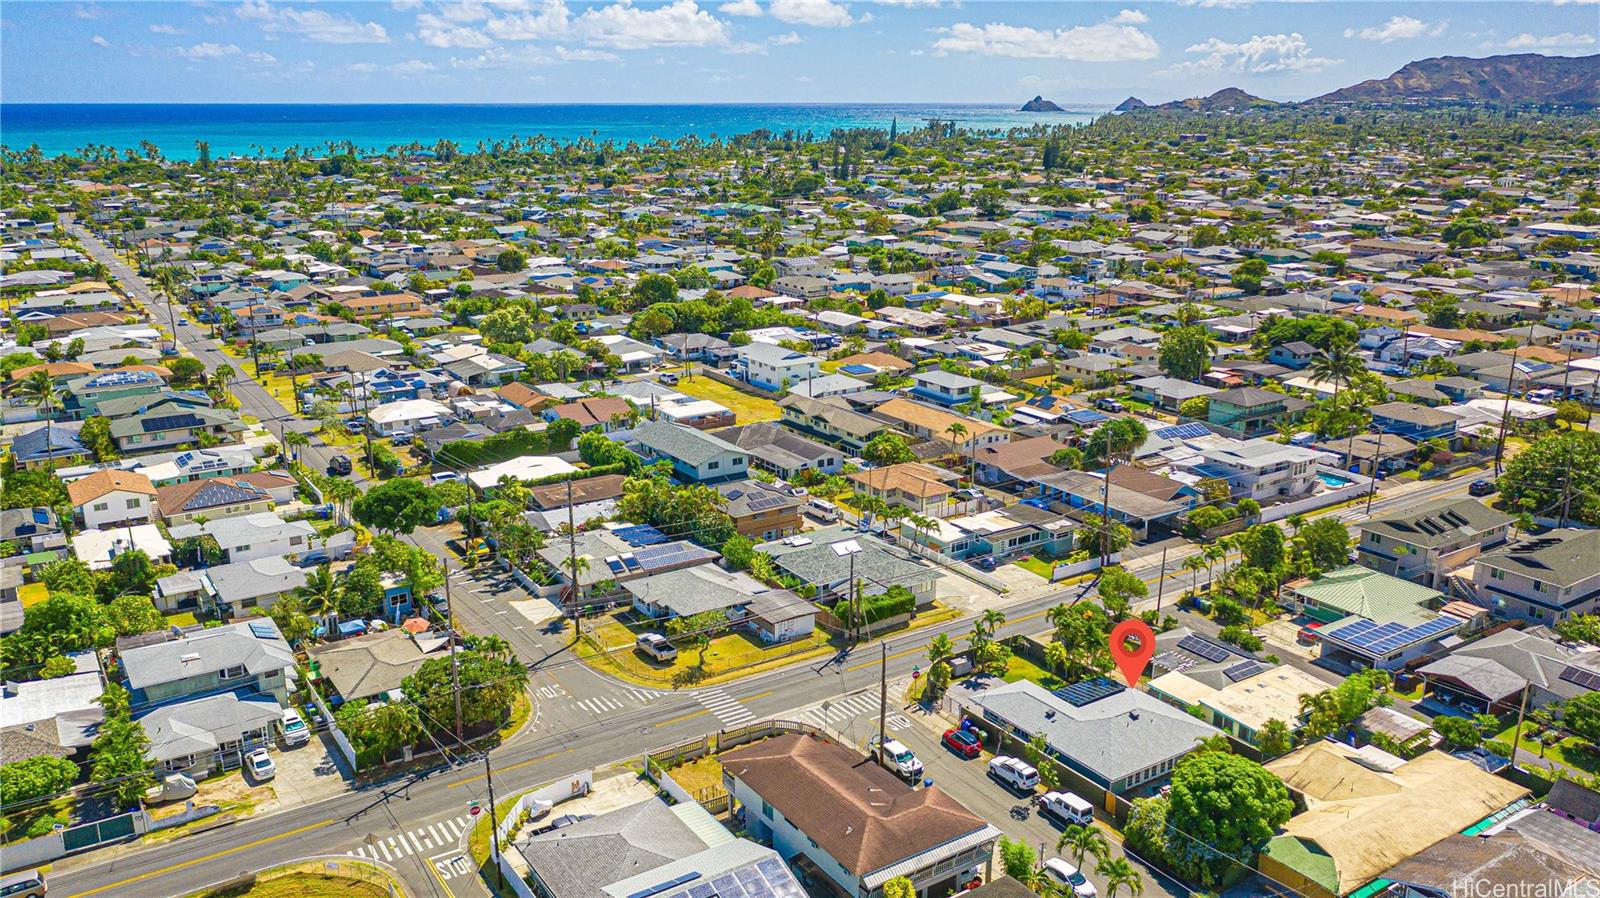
[
  {"x1": 327, "y1": 455, "x2": 352, "y2": 476},
  {"x1": 1042, "y1": 859, "x2": 1097, "y2": 898},
  {"x1": 1469, "y1": 479, "x2": 1496, "y2": 497},
  {"x1": 1094, "y1": 397, "x2": 1125, "y2": 413},
  {"x1": 805, "y1": 498, "x2": 840, "y2": 522},
  {"x1": 0, "y1": 871, "x2": 47, "y2": 898},
  {"x1": 869, "y1": 736, "x2": 924, "y2": 781},
  {"x1": 143, "y1": 772, "x2": 198, "y2": 805},
  {"x1": 942, "y1": 727, "x2": 982, "y2": 759},
  {"x1": 529, "y1": 813, "x2": 593, "y2": 836},
  {"x1": 659, "y1": 372, "x2": 680, "y2": 386},
  {"x1": 344, "y1": 419, "x2": 365, "y2": 433},
  {"x1": 245, "y1": 748, "x2": 276, "y2": 782},
  {"x1": 429, "y1": 472, "x2": 463, "y2": 484},
  {"x1": 987, "y1": 756, "x2": 1039, "y2": 793},
  {"x1": 1039, "y1": 791, "x2": 1095, "y2": 827},
  {"x1": 1296, "y1": 621, "x2": 1324, "y2": 644},
  {"x1": 281, "y1": 709, "x2": 311, "y2": 747},
  {"x1": 391, "y1": 430, "x2": 413, "y2": 445},
  {"x1": 636, "y1": 632, "x2": 678, "y2": 663}
]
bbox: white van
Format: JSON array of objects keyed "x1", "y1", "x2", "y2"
[
  {"x1": 1039, "y1": 791, "x2": 1095, "y2": 827},
  {"x1": 636, "y1": 633, "x2": 678, "y2": 663},
  {"x1": 1042, "y1": 859, "x2": 1097, "y2": 898},
  {"x1": 869, "y1": 737, "x2": 924, "y2": 780},
  {"x1": 805, "y1": 499, "x2": 839, "y2": 522},
  {"x1": 987, "y1": 756, "x2": 1039, "y2": 792}
]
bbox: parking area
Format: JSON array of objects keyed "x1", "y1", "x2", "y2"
[{"x1": 267, "y1": 729, "x2": 353, "y2": 810}]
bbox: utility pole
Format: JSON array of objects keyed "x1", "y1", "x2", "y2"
[
  {"x1": 445, "y1": 556, "x2": 463, "y2": 741},
  {"x1": 1509, "y1": 682, "x2": 1530, "y2": 770},
  {"x1": 877, "y1": 642, "x2": 888, "y2": 768},
  {"x1": 1154, "y1": 543, "x2": 1168, "y2": 614},
  {"x1": 1365, "y1": 421, "x2": 1386, "y2": 516},
  {"x1": 848, "y1": 551, "x2": 858, "y2": 644},
  {"x1": 1494, "y1": 324, "x2": 1535, "y2": 476},
  {"x1": 484, "y1": 751, "x2": 505, "y2": 890},
  {"x1": 567, "y1": 477, "x2": 579, "y2": 629}
]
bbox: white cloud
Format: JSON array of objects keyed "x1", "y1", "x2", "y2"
[
  {"x1": 415, "y1": 13, "x2": 495, "y2": 47},
  {"x1": 1110, "y1": 9, "x2": 1148, "y2": 25},
  {"x1": 794, "y1": 74, "x2": 814, "y2": 82},
  {"x1": 149, "y1": 24, "x2": 185, "y2": 35},
  {"x1": 389, "y1": 59, "x2": 439, "y2": 75},
  {"x1": 449, "y1": 44, "x2": 620, "y2": 68},
  {"x1": 392, "y1": 0, "x2": 424, "y2": 9},
  {"x1": 245, "y1": 50, "x2": 277, "y2": 63},
  {"x1": 177, "y1": 42, "x2": 241, "y2": 59},
  {"x1": 933, "y1": 16, "x2": 1160, "y2": 61},
  {"x1": 726, "y1": 40, "x2": 767, "y2": 54},
  {"x1": 90, "y1": 35, "x2": 110, "y2": 47},
  {"x1": 73, "y1": 4, "x2": 105, "y2": 20},
  {"x1": 1176, "y1": 0, "x2": 1252, "y2": 7},
  {"x1": 1172, "y1": 32, "x2": 1337, "y2": 74},
  {"x1": 484, "y1": 0, "x2": 573, "y2": 41},
  {"x1": 769, "y1": 0, "x2": 865, "y2": 28},
  {"x1": 1343, "y1": 15, "x2": 1445, "y2": 43},
  {"x1": 1503, "y1": 31, "x2": 1597, "y2": 48},
  {"x1": 237, "y1": 0, "x2": 389, "y2": 44},
  {"x1": 575, "y1": 0, "x2": 730, "y2": 48},
  {"x1": 771, "y1": 30, "x2": 801, "y2": 44},
  {"x1": 719, "y1": 0, "x2": 764, "y2": 16}
]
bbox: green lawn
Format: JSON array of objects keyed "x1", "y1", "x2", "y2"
[
  {"x1": 1012, "y1": 556, "x2": 1055, "y2": 580},
  {"x1": 166, "y1": 611, "x2": 200, "y2": 628},
  {"x1": 674, "y1": 375, "x2": 782, "y2": 423},
  {"x1": 1495, "y1": 721, "x2": 1600, "y2": 774},
  {"x1": 1001, "y1": 654, "x2": 1067, "y2": 692}
]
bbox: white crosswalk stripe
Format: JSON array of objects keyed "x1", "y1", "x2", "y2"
[
  {"x1": 797, "y1": 692, "x2": 909, "y2": 730},
  {"x1": 562, "y1": 687, "x2": 665, "y2": 717},
  {"x1": 695, "y1": 688, "x2": 756, "y2": 726},
  {"x1": 352, "y1": 815, "x2": 472, "y2": 862}
]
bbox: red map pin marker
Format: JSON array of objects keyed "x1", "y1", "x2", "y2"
[{"x1": 1109, "y1": 619, "x2": 1156, "y2": 687}]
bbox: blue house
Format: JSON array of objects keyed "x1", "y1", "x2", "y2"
[
  {"x1": 908, "y1": 369, "x2": 982, "y2": 407},
  {"x1": 1369, "y1": 401, "x2": 1459, "y2": 443}
]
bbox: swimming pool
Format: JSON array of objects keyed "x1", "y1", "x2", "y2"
[{"x1": 1317, "y1": 472, "x2": 1354, "y2": 489}]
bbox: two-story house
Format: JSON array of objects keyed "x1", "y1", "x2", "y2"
[
  {"x1": 1369, "y1": 401, "x2": 1460, "y2": 444},
  {"x1": 1356, "y1": 497, "x2": 1515, "y2": 590},
  {"x1": 122, "y1": 620, "x2": 293, "y2": 773},
  {"x1": 777, "y1": 394, "x2": 892, "y2": 451},
  {"x1": 848, "y1": 462, "x2": 979, "y2": 519},
  {"x1": 628, "y1": 420, "x2": 749, "y2": 484},
  {"x1": 1267, "y1": 340, "x2": 1317, "y2": 370},
  {"x1": 871, "y1": 399, "x2": 1010, "y2": 455},
  {"x1": 737, "y1": 342, "x2": 822, "y2": 392},
  {"x1": 1206, "y1": 387, "x2": 1311, "y2": 438},
  {"x1": 166, "y1": 512, "x2": 318, "y2": 564},
  {"x1": 67, "y1": 469, "x2": 158, "y2": 530},
  {"x1": 1190, "y1": 440, "x2": 1330, "y2": 501},
  {"x1": 717, "y1": 480, "x2": 805, "y2": 541},
  {"x1": 110, "y1": 406, "x2": 248, "y2": 454},
  {"x1": 1473, "y1": 529, "x2": 1600, "y2": 625},
  {"x1": 907, "y1": 370, "x2": 982, "y2": 408}
]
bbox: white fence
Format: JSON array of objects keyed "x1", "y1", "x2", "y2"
[
  {"x1": 304, "y1": 671, "x2": 359, "y2": 771},
  {"x1": 1259, "y1": 466, "x2": 1373, "y2": 524},
  {"x1": 1050, "y1": 552, "x2": 1121, "y2": 581},
  {"x1": 493, "y1": 769, "x2": 594, "y2": 855},
  {"x1": 884, "y1": 533, "x2": 1011, "y2": 594}
]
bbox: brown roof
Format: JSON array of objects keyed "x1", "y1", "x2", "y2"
[
  {"x1": 726, "y1": 285, "x2": 777, "y2": 300},
  {"x1": 1108, "y1": 466, "x2": 1191, "y2": 502},
  {"x1": 497, "y1": 381, "x2": 553, "y2": 409},
  {"x1": 973, "y1": 436, "x2": 1064, "y2": 478},
  {"x1": 155, "y1": 477, "x2": 272, "y2": 515},
  {"x1": 67, "y1": 469, "x2": 157, "y2": 506},
  {"x1": 720, "y1": 733, "x2": 990, "y2": 876},
  {"x1": 10, "y1": 361, "x2": 95, "y2": 381},
  {"x1": 232, "y1": 471, "x2": 297, "y2": 491},
  {"x1": 527, "y1": 474, "x2": 628, "y2": 510},
  {"x1": 848, "y1": 462, "x2": 958, "y2": 499},
  {"x1": 550, "y1": 396, "x2": 632, "y2": 429},
  {"x1": 834, "y1": 352, "x2": 912, "y2": 372}
]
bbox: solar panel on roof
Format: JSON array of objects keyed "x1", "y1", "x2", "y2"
[
  {"x1": 1560, "y1": 666, "x2": 1600, "y2": 691},
  {"x1": 689, "y1": 884, "x2": 716, "y2": 898},
  {"x1": 32, "y1": 509, "x2": 49, "y2": 524},
  {"x1": 1038, "y1": 396, "x2": 1057, "y2": 410},
  {"x1": 247, "y1": 621, "x2": 276, "y2": 640},
  {"x1": 1224, "y1": 660, "x2": 1270, "y2": 682},
  {"x1": 1154, "y1": 422, "x2": 1211, "y2": 440},
  {"x1": 745, "y1": 495, "x2": 790, "y2": 513},
  {"x1": 1054, "y1": 677, "x2": 1127, "y2": 707},
  {"x1": 712, "y1": 875, "x2": 744, "y2": 898},
  {"x1": 1327, "y1": 616, "x2": 1456, "y2": 656},
  {"x1": 1178, "y1": 634, "x2": 1233, "y2": 663}
]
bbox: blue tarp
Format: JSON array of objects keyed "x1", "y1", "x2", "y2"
[{"x1": 337, "y1": 619, "x2": 367, "y2": 637}]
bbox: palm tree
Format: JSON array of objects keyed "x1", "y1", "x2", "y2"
[
  {"x1": 1181, "y1": 555, "x2": 1206, "y2": 597},
  {"x1": 210, "y1": 364, "x2": 235, "y2": 405},
  {"x1": 282, "y1": 428, "x2": 310, "y2": 461},
  {"x1": 1309, "y1": 338, "x2": 1363, "y2": 400},
  {"x1": 944, "y1": 422, "x2": 967, "y2": 463},
  {"x1": 1057, "y1": 825, "x2": 1110, "y2": 871},
  {"x1": 1043, "y1": 641, "x2": 1069, "y2": 677},
  {"x1": 562, "y1": 555, "x2": 590, "y2": 603},
  {"x1": 1096, "y1": 857, "x2": 1143, "y2": 898},
  {"x1": 152, "y1": 265, "x2": 184, "y2": 352},
  {"x1": 1202, "y1": 543, "x2": 1225, "y2": 590},
  {"x1": 474, "y1": 634, "x2": 513, "y2": 660},
  {"x1": 978, "y1": 608, "x2": 1006, "y2": 636},
  {"x1": 296, "y1": 564, "x2": 342, "y2": 633},
  {"x1": 16, "y1": 371, "x2": 62, "y2": 471},
  {"x1": 322, "y1": 477, "x2": 360, "y2": 524}
]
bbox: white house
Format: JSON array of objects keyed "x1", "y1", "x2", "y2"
[
  {"x1": 736, "y1": 342, "x2": 822, "y2": 392},
  {"x1": 66, "y1": 469, "x2": 158, "y2": 530},
  {"x1": 167, "y1": 512, "x2": 317, "y2": 564},
  {"x1": 369, "y1": 398, "x2": 453, "y2": 436},
  {"x1": 1190, "y1": 439, "x2": 1332, "y2": 501},
  {"x1": 1473, "y1": 529, "x2": 1600, "y2": 625}
]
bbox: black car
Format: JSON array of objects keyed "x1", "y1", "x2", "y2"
[
  {"x1": 327, "y1": 455, "x2": 353, "y2": 476},
  {"x1": 1469, "y1": 479, "x2": 1496, "y2": 497}
]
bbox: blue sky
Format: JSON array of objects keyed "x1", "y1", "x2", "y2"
[{"x1": 2, "y1": 1, "x2": 1595, "y2": 104}]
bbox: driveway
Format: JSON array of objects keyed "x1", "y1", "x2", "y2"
[{"x1": 269, "y1": 730, "x2": 353, "y2": 810}]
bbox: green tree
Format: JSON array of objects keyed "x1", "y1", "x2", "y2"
[
  {"x1": 1500, "y1": 431, "x2": 1600, "y2": 526},
  {"x1": 1057, "y1": 824, "x2": 1110, "y2": 871},
  {"x1": 89, "y1": 683, "x2": 154, "y2": 809},
  {"x1": 105, "y1": 594, "x2": 163, "y2": 637},
  {"x1": 102, "y1": 549, "x2": 161, "y2": 602},
  {"x1": 721, "y1": 534, "x2": 754, "y2": 571},
  {"x1": 352, "y1": 477, "x2": 439, "y2": 535},
  {"x1": 1564, "y1": 692, "x2": 1600, "y2": 746},
  {"x1": 1096, "y1": 566, "x2": 1147, "y2": 621},
  {"x1": 1097, "y1": 857, "x2": 1143, "y2": 898},
  {"x1": 997, "y1": 835, "x2": 1035, "y2": 882},
  {"x1": 402, "y1": 651, "x2": 527, "y2": 734},
  {"x1": 1166, "y1": 752, "x2": 1292, "y2": 884},
  {"x1": 1309, "y1": 338, "x2": 1363, "y2": 400},
  {"x1": 0, "y1": 756, "x2": 79, "y2": 807},
  {"x1": 336, "y1": 698, "x2": 423, "y2": 765},
  {"x1": 496, "y1": 247, "x2": 527, "y2": 273},
  {"x1": 163, "y1": 356, "x2": 207, "y2": 386},
  {"x1": 668, "y1": 610, "x2": 730, "y2": 669},
  {"x1": 631, "y1": 274, "x2": 678, "y2": 307},
  {"x1": 1231, "y1": 258, "x2": 1269, "y2": 293},
  {"x1": 1257, "y1": 718, "x2": 1294, "y2": 758},
  {"x1": 1157, "y1": 326, "x2": 1215, "y2": 381},
  {"x1": 1296, "y1": 518, "x2": 1350, "y2": 573},
  {"x1": 882, "y1": 877, "x2": 915, "y2": 898},
  {"x1": 16, "y1": 371, "x2": 64, "y2": 471},
  {"x1": 1556, "y1": 614, "x2": 1600, "y2": 646},
  {"x1": 1025, "y1": 732, "x2": 1061, "y2": 792},
  {"x1": 1432, "y1": 714, "x2": 1484, "y2": 748},
  {"x1": 861, "y1": 432, "x2": 916, "y2": 467},
  {"x1": 79, "y1": 415, "x2": 119, "y2": 462}
]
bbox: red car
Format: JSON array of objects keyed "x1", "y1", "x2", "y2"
[{"x1": 943, "y1": 728, "x2": 982, "y2": 758}]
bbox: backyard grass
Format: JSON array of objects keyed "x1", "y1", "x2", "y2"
[
  {"x1": 1494, "y1": 721, "x2": 1600, "y2": 774},
  {"x1": 673, "y1": 374, "x2": 782, "y2": 423},
  {"x1": 665, "y1": 755, "x2": 724, "y2": 794},
  {"x1": 17, "y1": 582, "x2": 48, "y2": 609},
  {"x1": 1012, "y1": 556, "x2": 1055, "y2": 580},
  {"x1": 165, "y1": 610, "x2": 200, "y2": 628},
  {"x1": 1001, "y1": 654, "x2": 1067, "y2": 692}
]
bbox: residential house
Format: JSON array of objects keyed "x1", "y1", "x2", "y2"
[
  {"x1": 1267, "y1": 340, "x2": 1317, "y2": 370},
  {"x1": 1028, "y1": 469, "x2": 1187, "y2": 538},
  {"x1": 167, "y1": 512, "x2": 319, "y2": 564},
  {"x1": 110, "y1": 406, "x2": 247, "y2": 454},
  {"x1": 907, "y1": 370, "x2": 982, "y2": 408},
  {"x1": 67, "y1": 469, "x2": 158, "y2": 530},
  {"x1": 1129, "y1": 376, "x2": 1220, "y2": 414},
  {"x1": 1259, "y1": 743, "x2": 1527, "y2": 898},
  {"x1": 722, "y1": 733, "x2": 1000, "y2": 898},
  {"x1": 534, "y1": 530, "x2": 718, "y2": 596},
  {"x1": 121, "y1": 619, "x2": 294, "y2": 773},
  {"x1": 9, "y1": 421, "x2": 89, "y2": 470},
  {"x1": 717, "y1": 481, "x2": 804, "y2": 542},
  {"x1": 1355, "y1": 496, "x2": 1515, "y2": 590},
  {"x1": 1369, "y1": 401, "x2": 1459, "y2": 443},
  {"x1": 629, "y1": 420, "x2": 748, "y2": 484},
  {"x1": 737, "y1": 342, "x2": 822, "y2": 392},
  {"x1": 777, "y1": 394, "x2": 892, "y2": 451},
  {"x1": 1419, "y1": 628, "x2": 1600, "y2": 715},
  {"x1": 1147, "y1": 662, "x2": 1328, "y2": 749},
  {"x1": 957, "y1": 677, "x2": 1221, "y2": 796},
  {"x1": 369, "y1": 398, "x2": 453, "y2": 436},
  {"x1": 758, "y1": 526, "x2": 939, "y2": 608},
  {"x1": 1206, "y1": 387, "x2": 1310, "y2": 437},
  {"x1": 718, "y1": 423, "x2": 841, "y2": 480},
  {"x1": 196, "y1": 555, "x2": 309, "y2": 619},
  {"x1": 1189, "y1": 439, "x2": 1331, "y2": 501},
  {"x1": 0, "y1": 507, "x2": 65, "y2": 555},
  {"x1": 1284, "y1": 566, "x2": 1459, "y2": 670},
  {"x1": 1473, "y1": 529, "x2": 1600, "y2": 625},
  {"x1": 848, "y1": 463, "x2": 979, "y2": 519},
  {"x1": 307, "y1": 628, "x2": 451, "y2": 704},
  {"x1": 0, "y1": 651, "x2": 104, "y2": 765},
  {"x1": 545, "y1": 396, "x2": 633, "y2": 433},
  {"x1": 972, "y1": 436, "x2": 1067, "y2": 486},
  {"x1": 625, "y1": 565, "x2": 816, "y2": 643},
  {"x1": 871, "y1": 399, "x2": 1010, "y2": 455},
  {"x1": 154, "y1": 477, "x2": 276, "y2": 526}
]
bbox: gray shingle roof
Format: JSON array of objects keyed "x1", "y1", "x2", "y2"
[
  {"x1": 631, "y1": 420, "x2": 742, "y2": 466},
  {"x1": 1358, "y1": 496, "x2": 1515, "y2": 549},
  {"x1": 136, "y1": 690, "x2": 284, "y2": 763},
  {"x1": 516, "y1": 799, "x2": 709, "y2": 898},
  {"x1": 121, "y1": 619, "x2": 294, "y2": 689},
  {"x1": 1480, "y1": 529, "x2": 1600, "y2": 587}
]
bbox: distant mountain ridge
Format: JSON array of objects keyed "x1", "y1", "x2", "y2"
[
  {"x1": 1020, "y1": 96, "x2": 1065, "y2": 112},
  {"x1": 1311, "y1": 53, "x2": 1599, "y2": 106},
  {"x1": 1152, "y1": 87, "x2": 1280, "y2": 113}
]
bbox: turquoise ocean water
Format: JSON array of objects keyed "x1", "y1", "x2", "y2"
[{"x1": 1, "y1": 103, "x2": 1103, "y2": 160}]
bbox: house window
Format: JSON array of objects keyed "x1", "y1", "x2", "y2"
[
  {"x1": 708, "y1": 461, "x2": 720, "y2": 470},
  {"x1": 761, "y1": 799, "x2": 773, "y2": 820},
  {"x1": 218, "y1": 665, "x2": 246, "y2": 680},
  {"x1": 94, "y1": 502, "x2": 109, "y2": 512},
  {"x1": 237, "y1": 544, "x2": 251, "y2": 553},
  {"x1": 1491, "y1": 568, "x2": 1504, "y2": 580},
  {"x1": 1533, "y1": 581, "x2": 1545, "y2": 593},
  {"x1": 126, "y1": 498, "x2": 141, "y2": 509}
]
